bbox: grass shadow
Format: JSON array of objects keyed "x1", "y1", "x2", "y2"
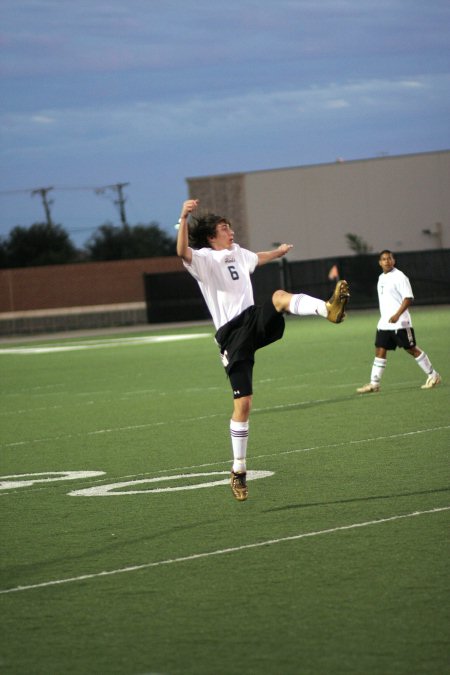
[{"x1": 263, "y1": 486, "x2": 450, "y2": 512}]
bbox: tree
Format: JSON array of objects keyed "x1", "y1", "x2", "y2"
[
  {"x1": 345, "y1": 233, "x2": 373, "y2": 255},
  {"x1": 0, "y1": 222, "x2": 79, "y2": 268},
  {"x1": 84, "y1": 222, "x2": 176, "y2": 261},
  {"x1": 0, "y1": 238, "x2": 7, "y2": 267}
]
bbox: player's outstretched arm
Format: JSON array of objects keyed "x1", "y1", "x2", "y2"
[
  {"x1": 176, "y1": 199, "x2": 199, "y2": 263},
  {"x1": 257, "y1": 243, "x2": 293, "y2": 266}
]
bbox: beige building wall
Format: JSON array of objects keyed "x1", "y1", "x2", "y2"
[
  {"x1": 186, "y1": 173, "x2": 249, "y2": 248},
  {"x1": 187, "y1": 150, "x2": 449, "y2": 260}
]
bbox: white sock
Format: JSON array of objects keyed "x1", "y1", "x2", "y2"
[
  {"x1": 371, "y1": 357, "x2": 386, "y2": 385},
  {"x1": 289, "y1": 293, "x2": 327, "y2": 318},
  {"x1": 230, "y1": 419, "x2": 248, "y2": 474},
  {"x1": 415, "y1": 351, "x2": 434, "y2": 376}
]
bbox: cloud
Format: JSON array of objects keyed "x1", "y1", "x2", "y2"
[
  {"x1": 31, "y1": 115, "x2": 56, "y2": 124},
  {"x1": 2, "y1": 0, "x2": 450, "y2": 77},
  {"x1": 326, "y1": 99, "x2": 350, "y2": 109},
  {"x1": 2, "y1": 74, "x2": 448, "y2": 159},
  {"x1": 1, "y1": 0, "x2": 449, "y2": 238},
  {"x1": 399, "y1": 80, "x2": 424, "y2": 89}
]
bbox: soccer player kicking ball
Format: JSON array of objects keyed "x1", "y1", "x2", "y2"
[
  {"x1": 177, "y1": 199, "x2": 350, "y2": 501},
  {"x1": 357, "y1": 249, "x2": 441, "y2": 394}
]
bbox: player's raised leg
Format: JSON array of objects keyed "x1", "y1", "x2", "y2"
[{"x1": 272, "y1": 280, "x2": 350, "y2": 323}]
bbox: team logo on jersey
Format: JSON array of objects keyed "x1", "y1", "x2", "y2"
[{"x1": 224, "y1": 255, "x2": 235, "y2": 264}]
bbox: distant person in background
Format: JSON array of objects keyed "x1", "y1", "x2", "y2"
[
  {"x1": 357, "y1": 249, "x2": 441, "y2": 394},
  {"x1": 177, "y1": 199, "x2": 350, "y2": 501}
]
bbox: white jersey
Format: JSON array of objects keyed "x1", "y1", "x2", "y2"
[
  {"x1": 377, "y1": 267, "x2": 414, "y2": 330},
  {"x1": 183, "y1": 244, "x2": 259, "y2": 330}
]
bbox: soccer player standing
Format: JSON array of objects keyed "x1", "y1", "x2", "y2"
[
  {"x1": 357, "y1": 249, "x2": 441, "y2": 394},
  {"x1": 177, "y1": 199, "x2": 350, "y2": 501}
]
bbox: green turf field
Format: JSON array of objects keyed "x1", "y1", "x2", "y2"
[{"x1": 1, "y1": 307, "x2": 449, "y2": 675}]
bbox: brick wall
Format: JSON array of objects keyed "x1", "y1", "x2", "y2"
[{"x1": 0, "y1": 257, "x2": 184, "y2": 313}]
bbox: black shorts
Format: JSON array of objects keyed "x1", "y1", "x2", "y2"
[
  {"x1": 375, "y1": 328, "x2": 417, "y2": 350},
  {"x1": 228, "y1": 360, "x2": 254, "y2": 400},
  {"x1": 215, "y1": 301, "x2": 285, "y2": 398}
]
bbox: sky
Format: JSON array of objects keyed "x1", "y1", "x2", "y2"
[{"x1": 1, "y1": 0, "x2": 450, "y2": 247}]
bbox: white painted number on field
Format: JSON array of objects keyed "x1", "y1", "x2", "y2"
[
  {"x1": 0, "y1": 470, "x2": 273, "y2": 495},
  {"x1": 0, "y1": 471, "x2": 106, "y2": 490},
  {"x1": 69, "y1": 471, "x2": 274, "y2": 496}
]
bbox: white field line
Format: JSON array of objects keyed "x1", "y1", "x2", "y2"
[
  {"x1": 1, "y1": 506, "x2": 448, "y2": 595},
  {"x1": 0, "y1": 400, "x2": 321, "y2": 448},
  {"x1": 0, "y1": 377, "x2": 425, "y2": 415},
  {"x1": 0, "y1": 333, "x2": 212, "y2": 355},
  {"x1": 1, "y1": 394, "x2": 448, "y2": 451},
  {"x1": 1, "y1": 425, "x2": 449, "y2": 496},
  {"x1": 0, "y1": 386, "x2": 224, "y2": 417}
]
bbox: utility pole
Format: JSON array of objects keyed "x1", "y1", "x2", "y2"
[
  {"x1": 31, "y1": 187, "x2": 54, "y2": 227},
  {"x1": 113, "y1": 182, "x2": 129, "y2": 228},
  {"x1": 95, "y1": 182, "x2": 130, "y2": 227}
]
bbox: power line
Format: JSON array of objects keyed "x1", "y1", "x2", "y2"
[
  {"x1": 0, "y1": 188, "x2": 45, "y2": 195},
  {"x1": 0, "y1": 182, "x2": 131, "y2": 227},
  {"x1": 0, "y1": 183, "x2": 129, "y2": 194},
  {"x1": 66, "y1": 226, "x2": 98, "y2": 234}
]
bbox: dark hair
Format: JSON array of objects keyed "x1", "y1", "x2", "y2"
[
  {"x1": 188, "y1": 213, "x2": 229, "y2": 249},
  {"x1": 379, "y1": 249, "x2": 394, "y2": 258}
]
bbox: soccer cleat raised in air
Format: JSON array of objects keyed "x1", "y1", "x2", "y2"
[
  {"x1": 230, "y1": 471, "x2": 248, "y2": 501},
  {"x1": 356, "y1": 383, "x2": 380, "y2": 394},
  {"x1": 421, "y1": 373, "x2": 441, "y2": 389},
  {"x1": 326, "y1": 280, "x2": 350, "y2": 323}
]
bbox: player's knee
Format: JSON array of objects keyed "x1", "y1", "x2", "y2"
[
  {"x1": 408, "y1": 346, "x2": 421, "y2": 357},
  {"x1": 272, "y1": 290, "x2": 289, "y2": 312}
]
